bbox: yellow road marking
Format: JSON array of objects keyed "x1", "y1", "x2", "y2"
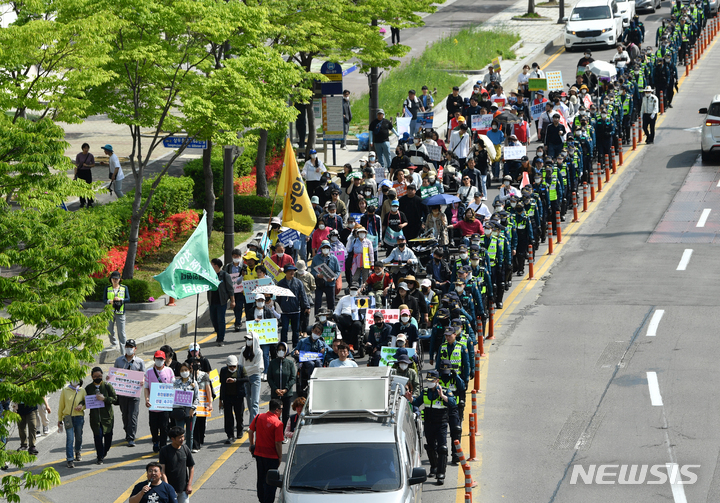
[
  {"x1": 193, "y1": 434, "x2": 249, "y2": 492},
  {"x1": 29, "y1": 491, "x2": 54, "y2": 503},
  {"x1": 112, "y1": 472, "x2": 151, "y2": 503},
  {"x1": 458, "y1": 30, "x2": 719, "y2": 503}
]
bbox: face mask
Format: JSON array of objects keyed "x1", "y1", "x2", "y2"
[
  {"x1": 601, "y1": 113, "x2": 607, "y2": 118},
  {"x1": 93, "y1": 377, "x2": 103, "y2": 384},
  {"x1": 312, "y1": 333, "x2": 321, "y2": 340},
  {"x1": 492, "y1": 125, "x2": 498, "y2": 130},
  {"x1": 256, "y1": 301, "x2": 265, "y2": 308},
  {"x1": 154, "y1": 359, "x2": 164, "y2": 368},
  {"x1": 276, "y1": 252, "x2": 284, "y2": 258},
  {"x1": 460, "y1": 253, "x2": 468, "y2": 260},
  {"x1": 484, "y1": 228, "x2": 492, "y2": 236},
  {"x1": 322, "y1": 248, "x2": 330, "y2": 255},
  {"x1": 369, "y1": 156, "x2": 376, "y2": 162},
  {"x1": 455, "y1": 286, "x2": 464, "y2": 293},
  {"x1": 297, "y1": 269, "x2": 306, "y2": 276},
  {"x1": 125, "y1": 347, "x2": 134, "y2": 356},
  {"x1": 397, "y1": 341, "x2": 405, "y2": 347},
  {"x1": 319, "y1": 315, "x2": 327, "y2": 322},
  {"x1": 493, "y1": 231, "x2": 499, "y2": 237},
  {"x1": 471, "y1": 258, "x2": 481, "y2": 266},
  {"x1": 358, "y1": 232, "x2": 366, "y2": 239},
  {"x1": 429, "y1": 177, "x2": 436, "y2": 184},
  {"x1": 277, "y1": 350, "x2": 286, "y2": 358},
  {"x1": 318, "y1": 224, "x2": 325, "y2": 230},
  {"x1": 399, "y1": 363, "x2": 409, "y2": 371},
  {"x1": 581, "y1": 90, "x2": 587, "y2": 94},
  {"x1": 233, "y1": 258, "x2": 240, "y2": 264},
  {"x1": 330, "y1": 236, "x2": 338, "y2": 242},
  {"x1": 504, "y1": 181, "x2": 510, "y2": 186},
  {"x1": 391, "y1": 207, "x2": 398, "y2": 213},
  {"x1": 401, "y1": 315, "x2": 410, "y2": 323},
  {"x1": 180, "y1": 371, "x2": 190, "y2": 379},
  {"x1": 427, "y1": 382, "x2": 437, "y2": 389}
]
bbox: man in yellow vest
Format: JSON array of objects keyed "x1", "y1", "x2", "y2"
[{"x1": 106, "y1": 271, "x2": 129, "y2": 351}]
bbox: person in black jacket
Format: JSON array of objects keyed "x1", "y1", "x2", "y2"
[
  {"x1": 425, "y1": 248, "x2": 452, "y2": 294},
  {"x1": 341, "y1": 89, "x2": 352, "y2": 149},
  {"x1": 366, "y1": 311, "x2": 392, "y2": 366},
  {"x1": 219, "y1": 355, "x2": 248, "y2": 443},
  {"x1": 185, "y1": 343, "x2": 212, "y2": 373},
  {"x1": 209, "y1": 258, "x2": 235, "y2": 347},
  {"x1": 445, "y1": 86, "x2": 463, "y2": 123},
  {"x1": 390, "y1": 282, "x2": 421, "y2": 324},
  {"x1": 398, "y1": 185, "x2": 427, "y2": 241}
]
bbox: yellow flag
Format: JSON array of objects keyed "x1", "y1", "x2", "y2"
[{"x1": 277, "y1": 138, "x2": 317, "y2": 236}]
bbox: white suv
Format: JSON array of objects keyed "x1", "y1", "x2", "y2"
[{"x1": 699, "y1": 95, "x2": 720, "y2": 162}]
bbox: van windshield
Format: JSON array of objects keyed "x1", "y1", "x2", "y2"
[
  {"x1": 570, "y1": 6, "x2": 612, "y2": 20},
  {"x1": 287, "y1": 443, "x2": 402, "y2": 492}
]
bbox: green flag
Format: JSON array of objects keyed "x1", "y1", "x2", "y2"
[{"x1": 153, "y1": 211, "x2": 219, "y2": 299}]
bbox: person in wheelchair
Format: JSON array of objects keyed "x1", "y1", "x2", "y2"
[
  {"x1": 315, "y1": 308, "x2": 338, "y2": 341},
  {"x1": 391, "y1": 353, "x2": 421, "y2": 398},
  {"x1": 293, "y1": 323, "x2": 330, "y2": 397},
  {"x1": 323, "y1": 337, "x2": 356, "y2": 367},
  {"x1": 391, "y1": 310, "x2": 419, "y2": 347},
  {"x1": 333, "y1": 288, "x2": 364, "y2": 352},
  {"x1": 359, "y1": 263, "x2": 394, "y2": 307},
  {"x1": 366, "y1": 311, "x2": 392, "y2": 366},
  {"x1": 390, "y1": 283, "x2": 420, "y2": 324}
]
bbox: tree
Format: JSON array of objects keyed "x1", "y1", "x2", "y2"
[{"x1": 89, "y1": 0, "x2": 307, "y2": 278}]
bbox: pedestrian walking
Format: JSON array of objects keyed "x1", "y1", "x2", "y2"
[
  {"x1": 341, "y1": 89, "x2": 352, "y2": 149},
  {"x1": 242, "y1": 332, "x2": 264, "y2": 425},
  {"x1": 249, "y1": 399, "x2": 284, "y2": 503},
  {"x1": 171, "y1": 363, "x2": 198, "y2": 451},
  {"x1": 208, "y1": 258, "x2": 235, "y2": 347},
  {"x1": 84, "y1": 367, "x2": 117, "y2": 464},
  {"x1": 145, "y1": 350, "x2": 176, "y2": 453},
  {"x1": 101, "y1": 144, "x2": 125, "y2": 198},
  {"x1": 391, "y1": 26, "x2": 400, "y2": 45},
  {"x1": 74, "y1": 143, "x2": 95, "y2": 208},
  {"x1": 58, "y1": 379, "x2": 86, "y2": 468},
  {"x1": 640, "y1": 86, "x2": 659, "y2": 144},
  {"x1": 219, "y1": 355, "x2": 248, "y2": 444},
  {"x1": 224, "y1": 248, "x2": 245, "y2": 332},
  {"x1": 129, "y1": 461, "x2": 178, "y2": 503},
  {"x1": 114, "y1": 339, "x2": 146, "y2": 447},
  {"x1": 34, "y1": 396, "x2": 51, "y2": 437},
  {"x1": 301, "y1": 149, "x2": 327, "y2": 196},
  {"x1": 369, "y1": 109, "x2": 396, "y2": 169},
  {"x1": 106, "y1": 270, "x2": 129, "y2": 351},
  {"x1": 16, "y1": 401, "x2": 40, "y2": 455},
  {"x1": 267, "y1": 343, "x2": 296, "y2": 428},
  {"x1": 159, "y1": 426, "x2": 195, "y2": 503}
]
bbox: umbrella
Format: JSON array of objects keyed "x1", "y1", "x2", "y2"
[
  {"x1": 252, "y1": 285, "x2": 295, "y2": 298},
  {"x1": 586, "y1": 60, "x2": 617, "y2": 79},
  {"x1": 422, "y1": 193, "x2": 461, "y2": 206},
  {"x1": 475, "y1": 134, "x2": 497, "y2": 159},
  {"x1": 493, "y1": 110, "x2": 523, "y2": 125}
]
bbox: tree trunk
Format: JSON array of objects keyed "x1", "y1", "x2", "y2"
[
  {"x1": 528, "y1": 0, "x2": 535, "y2": 14},
  {"x1": 122, "y1": 172, "x2": 144, "y2": 279},
  {"x1": 255, "y1": 128, "x2": 269, "y2": 197},
  {"x1": 306, "y1": 101, "x2": 316, "y2": 153},
  {"x1": 203, "y1": 140, "x2": 215, "y2": 239}
]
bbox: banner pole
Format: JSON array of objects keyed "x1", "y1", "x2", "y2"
[{"x1": 264, "y1": 156, "x2": 284, "y2": 255}]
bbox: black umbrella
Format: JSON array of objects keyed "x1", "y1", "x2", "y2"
[{"x1": 493, "y1": 110, "x2": 523, "y2": 125}]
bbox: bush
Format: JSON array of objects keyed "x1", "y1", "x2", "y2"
[
  {"x1": 212, "y1": 212, "x2": 256, "y2": 232},
  {"x1": 215, "y1": 194, "x2": 280, "y2": 216},
  {"x1": 183, "y1": 152, "x2": 233, "y2": 209},
  {"x1": 88, "y1": 277, "x2": 152, "y2": 303},
  {"x1": 141, "y1": 175, "x2": 194, "y2": 224}
]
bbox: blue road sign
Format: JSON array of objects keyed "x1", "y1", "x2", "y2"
[
  {"x1": 320, "y1": 61, "x2": 343, "y2": 95},
  {"x1": 162, "y1": 137, "x2": 207, "y2": 149}
]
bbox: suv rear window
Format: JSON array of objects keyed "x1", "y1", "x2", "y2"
[
  {"x1": 288, "y1": 443, "x2": 401, "y2": 492},
  {"x1": 708, "y1": 103, "x2": 720, "y2": 117},
  {"x1": 571, "y1": 6, "x2": 612, "y2": 20}
]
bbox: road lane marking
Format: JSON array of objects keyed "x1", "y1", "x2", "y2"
[
  {"x1": 717, "y1": 179, "x2": 720, "y2": 187},
  {"x1": 667, "y1": 463, "x2": 689, "y2": 503},
  {"x1": 193, "y1": 434, "x2": 249, "y2": 493},
  {"x1": 697, "y1": 208, "x2": 711, "y2": 227},
  {"x1": 646, "y1": 310, "x2": 665, "y2": 336},
  {"x1": 676, "y1": 249, "x2": 693, "y2": 271},
  {"x1": 647, "y1": 372, "x2": 663, "y2": 406}
]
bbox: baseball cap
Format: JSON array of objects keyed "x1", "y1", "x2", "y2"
[
  {"x1": 189, "y1": 342, "x2": 201, "y2": 351},
  {"x1": 227, "y1": 355, "x2": 238, "y2": 366},
  {"x1": 154, "y1": 350, "x2": 166, "y2": 359},
  {"x1": 400, "y1": 308, "x2": 411, "y2": 315},
  {"x1": 125, "y1": 339, "x2": 136, "y2": 347}
]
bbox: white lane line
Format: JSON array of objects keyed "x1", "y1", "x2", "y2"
[
  {"x1": 676, "y1": 249, "x2": 693, "y2": 271},
  {"x1": 667, "y1": 463, "x2": 689, "y2": 503},
  {"x1": 696, "y1": 208, "x2": 711, "y2": 227},
  {"x1": 647, "y1": 372, "x2": 663, "y2": 406},
  {"x1": 646, "y1": 310, "x2": 665, "y2": 336}
]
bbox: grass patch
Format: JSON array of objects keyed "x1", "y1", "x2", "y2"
[
  {"x1": 350, "y1": 27, "x2": 519, "y2": 125},
  {"x1": 134, "y1": 229, "x2": 253, "y2": 299},
  {"x1": 518, "y1": 12, "x2": 544, "y2": 18}
]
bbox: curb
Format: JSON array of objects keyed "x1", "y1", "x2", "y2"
[
  {"x1": 83, "y1": 297, "x2": 168, "y2": 311},
  {"x1": 510, "y1": 16, "x2": 554, "y2": 21}
]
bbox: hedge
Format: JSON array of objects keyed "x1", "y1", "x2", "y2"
[
  {"x1": 215, "y1": 194, "x2": 280, "y2": 216},
  {"x1": 142, "y1": 175, "x2": 194, "y2": 223},
  {"x1": 212, "y1": 212, "x2": 255, "y2": 232},
  {"x1": 88, "y1": 277, "x2": 152, "y2": 303}
]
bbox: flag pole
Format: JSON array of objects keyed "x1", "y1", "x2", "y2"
[{"x1": 264, "y1": 143, "x2": 286, "y2": 255}]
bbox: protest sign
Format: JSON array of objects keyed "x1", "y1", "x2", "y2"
[
  {"x1": 277, "y1": 228, "x2": 300, "y2": 248},
  {"x1": 208, "y1": 369, "x2": 220, "y2": 396},
  {"x1": 437, "y1": 167, "x2": 444, "y2": 181},
  {"x1": 530, "y1": 103, "x2": 545, "y2": 120},
  {"x1": 397, "y1": 117, "x2": 411, "y2": 136},
  {"x1": 417, "y1": 111, "x2": 434, "y2": 129},
  {"x1": 174, "y1": 389, "x2": 194, "y2": 407},
  {"x1": 364, "y1": 309, "x2": 400, "y2": 329},
  {"x1": 379, "y1": 347, "x2": 416, "y2": 367},
  {"x1": 333, "y1": 250, "x2": 345, "y2": 272},
  {"x1": 242, "y1": 277, "x2": 273, "y2": 296},
  {"x1": 426, "y1": 144, "x2": 442, "y2": 162},
  {"x1": 503, "y1": 145, "x2": 527, "y2": 160},
  {"x1": 366, "y1": 197, "x2": 379, "y2": 208},
  {"x1": 420, "y1": 186, "x2": 439, "y2": 199},
  {"x1": 528, "y1": 78, "x2": 547, "y2": 91},
  {"x1": 471, "y1": 114, "x2": 493, "y2": 132},
  {"x1": 362, "y1": 246, "x2": 371, "y2": 268},
  {"x1": 84, "y1": 394, "x2": 104, "y2": 410},
  {"x1": 492, "y1": 57, "x2": 501, "y2": 72},
  {"x1": 263, "y1": 256, "x2": 285, "y2": 282},
  {"x1": 546, "y1": 71, "x2": 563, "y2": 91},
  {"x1": 196, "y1": 389, "x2": 211, "y2": 418},
  {"x1": 316, "y1": 262, "x2": 338, "y2": 282},
  {"x1": 383, "y1": 228, "x2": 402, "y2": 247},
  {"x1": 230, "y1": 272, "x2": 243, "y2": 293},
  {"x1": 493, "y1": 97, "x2": 506, "y2": 108},
  {"x1": 350, "y1": 213, "x2": 364, "y2": 224},
  {"x1": 374, "y1": 166, "x2": 386, "y2": 181},
  {"x1": 322, "y1": 324, "x2": 336, "y2": 345},
  {"x1": 149, "y1": 382, "x2": 175, "y2": 411},
  {"x1": 299, "y1": 351, "x2": 323, "y2": 362},
  {"x1": 246, "y1": 319, "x2": 279, "y2": 344},
  {"x1": 107, "y1": 367, "x2": 145, "y2": 398},
  {"x1": 392, "y1": 182, "x2": 407, "y2": 198},
  {"x1": 354, "y1": 296, "x2": 374, "y2": 309}
]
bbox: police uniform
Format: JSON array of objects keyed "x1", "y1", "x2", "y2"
[
  {"x1": 438, "y1": 360, "x2": 467, "y2": 464},
  {"x1": 106, "y1": 277, "x2": 129, "y2": 349}
]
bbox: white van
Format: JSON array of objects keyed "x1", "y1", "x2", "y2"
[{"x1": 564, "y1": 0, "x2": 624, "y2": 51}]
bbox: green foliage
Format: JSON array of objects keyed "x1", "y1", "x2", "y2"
[
  {"x1": 213, "y1": 212, "x2": 255, "y2": 232},
  {"x1": 87, "y1": 277, "x2": 151, "y2": 303},
  {"x1": 183, "y1": 153, "x2": 235, "y2": 208},
  {"x1": 141, "y1": 175, "x2": 194, "y2": 223},
  {"x1": 350, "y1": 28, "x2": 519, "y2": 125},
  {"x1": 216, "y1": 195, "x2": 280, "y2": 216}
]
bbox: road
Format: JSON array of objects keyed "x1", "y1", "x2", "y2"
[{"x1": 14, "y1": 5, "x2": 720, "y2": 503}]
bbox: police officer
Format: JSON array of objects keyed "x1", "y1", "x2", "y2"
[
  {"x1": 408, "y1": 370, "x2": 456, "y2": 485},
  {"x1": 438, "y1": 359, "x2": 466, "y2": 464},
  {"x1": 106, "y1": 271, "x2": 129, "y2": 351},
  {"x1": 436, "y1": 327, "x2": 470, "y2": 384},
  {"x1": 513, "y1": 202, "x2": 533, "y2": 276}
]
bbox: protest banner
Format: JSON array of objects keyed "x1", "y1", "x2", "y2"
[
  {"x1": 397, "y1": 117, "x2": 411, "y2": 136},
  {"x1": 299, "y1": 351, "x2": 323, "y2": 362},
  {"x1": 366, "y1": 197, "x2": 379, "y2": 208},
  {"x1": 546, "y1": 71, "x2": 563, "y2": 91},
  {"x1": 208, "y1": 369, "x2": 220, "y2": 396},
  {"x1": 230, "y1": 272, "x2": 243, "y2": 293},
  {"x1": 333, "y1": 249, "x2": 345, "y2": 272},
  {"x1": 503, "y1": 145, "x2": 527, "y2": 160},
  {"x1": 364, "y1": 309, "x2": 400, "y2": 329},
  {"x1": 392, "y1": 182, "x2": 407, "y2": 198},
  {"x1": 246, "y1": 319, "x2": 279, "y2": 344},
  {"x1": 196, "y1": 389, "x2": 211, "y2": 418},
  {"x1": 417, "y1": 111, "x2": 434, "y2": 129},
  {"x1": 379, "y1": 347, "x2": 416, "y2": 367},
  {"x1": 242, "y1": 277, "x2": 273, "y2": 296},
  {"x1": 492, "y1": 57, "x2": 501, "y2": 72},
  {"x1": 322, "y1": 325, "x2": 336, "y2": 345},
  {"x1": 530, "y1": 102, "x2": 545, "y2": 120},
  {"x1": 316, "y1": 262, "x2": 338, "y2": 282},
  {"x1": 420, "y1": 186, "x2": 439, "y2": 199},
  {"x1": 263, "y1": 256, "x2": 285, "y2": 282},
  {"x1": 149, "y1": 382, "x2": 175, "y2": 411},
  {"x1": 277, "y1": 228, "x2": 300, "y2": 248},
  {"x1": 425, "y1": 144, "x2": 442, "y2": 162},
  {"x1": 84, "y1": 394, "x2": 104, "y2": 410},
  {"x1": 349, "y1": 213, "x2": 364, "y2": 223},
  {"x1": 174, "y1": 389, "x2": 194, "y2": 407},
  {"x1": 493, "y1": 97, "x2": 506, "y2": 108},
  {"x1": 374, "y1": 166, "x2": 386, "y2": 181},
  {"x1": 528, "y1": 78, "x2": 547, "y2": 91},
  {"x1": 471, "y1": 114, "x2": 493, "y2": 132},
  {"x1": 107, "y1": 367, "x2": 145, "y2": 398}
]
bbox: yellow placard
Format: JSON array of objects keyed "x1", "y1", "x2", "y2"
[
  {"x1": 263, "y1": 256, "x2": 285, "y2": 282},
  {"x1": 492, "y1": 57, "x2": 501, "y2": 72},
  {"x1": 208, "y1": 369, "x2": 220, "y2": 396},
  {"x1": 196, "y1": 389, "x2": 211, "y2": 418},
  {"x1": 362, "y1": 246, "x2": 371, "y2": 269}
]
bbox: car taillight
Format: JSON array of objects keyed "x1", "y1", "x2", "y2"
[{"x1": 706, "y1": 119, "x2": 720, "y2": 126}]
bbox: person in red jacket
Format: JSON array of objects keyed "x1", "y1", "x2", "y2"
[
  {"x1": 270, "y1": 242, "x2": 295, "y2": 270},
  {"x1": 451, "y1": 208, "x2": 484, "y2": 247}
]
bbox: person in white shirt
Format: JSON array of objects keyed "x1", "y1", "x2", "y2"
[
  {"x1": 498, "y1": 175, "x2": 521, "y2": 202},
  {"x1": 101, "y1": 144, "x2": 124, "y2": 198},
  {"x1": 612, "y1": 45, "x2": 630, "y2": 76},
  {"x1": 328, "y1": 342, "x2": 358, "y2": 367},
  {"x1": 490, "y1": 85, "x2": 508, "y2": 108},
  {"x1": 640, "y1": 86, "x2": 659, "y2": 144},
  {"x1": 528, "y1": 62, "x2": 545, "y2": 102},
  {"x1": 482, "y1": 64, "x2": 502, "y2": 87},
  {"x1": 468, "y1": 192, "x2": 492, "y2": 221},
  {"x1": 517, "y1": 64, "x2": 531, "y2": 98},
  {"x1": 449, "y1": 124, "x2": 471, "y2": 167},
  {"x1": 301, "y1": 149, "x2": 327, "y2": 196}
]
